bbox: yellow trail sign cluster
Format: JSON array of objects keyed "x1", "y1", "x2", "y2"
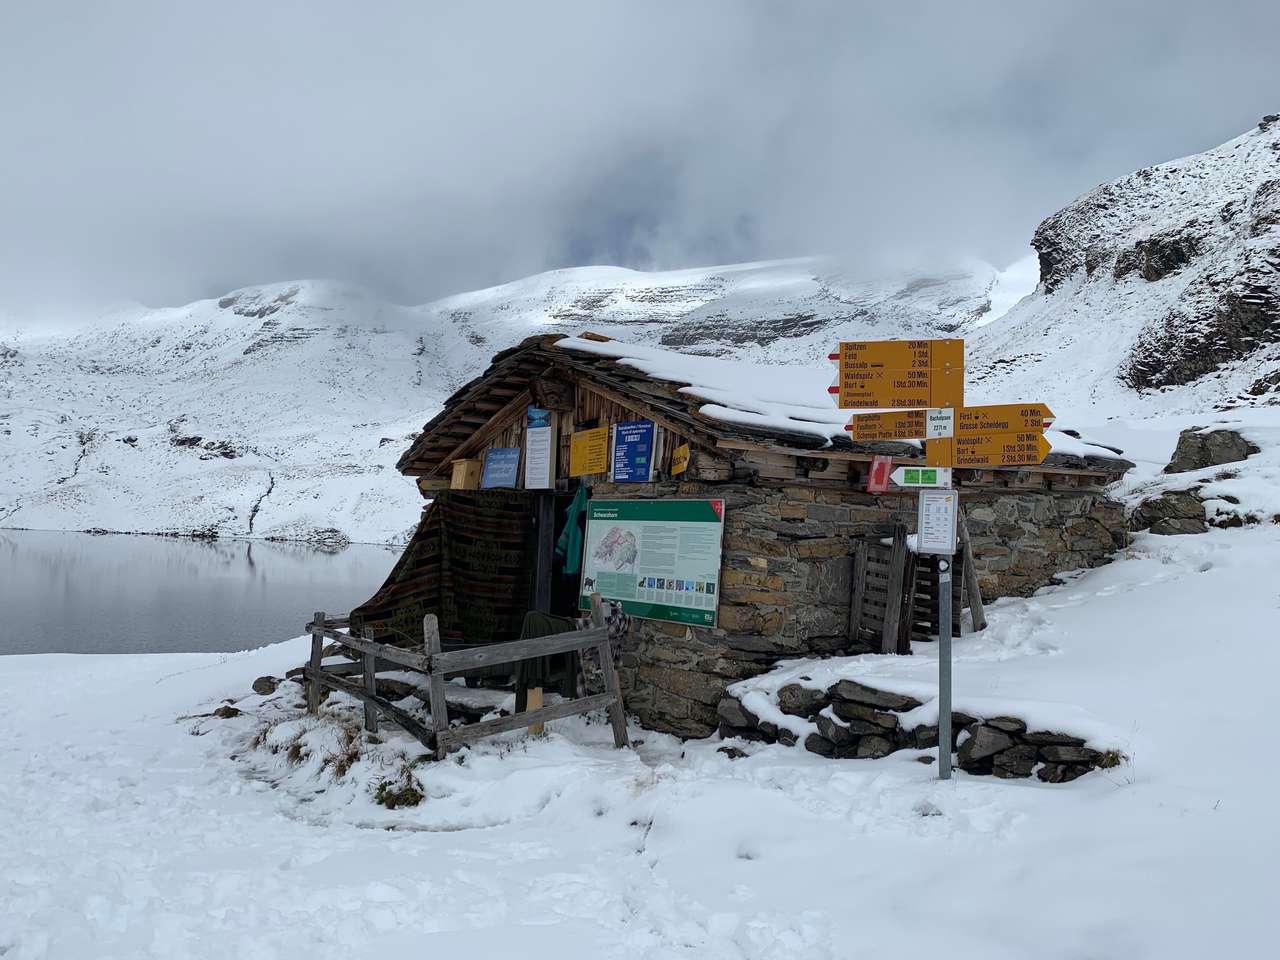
[
  {"x1": 833, "y1": 339, "x2": 1054, "y2": 470},
  {"x1": 954, "y1": 403, "x2": 1053, "y2": 435},
  {"x1": 927, "y1": 432, "x2": 1051, "y2": 468},
  {"x1": 829, "y1": 339, "x2": 963, "y2": 409},
  {"x1": 845, "y1": 409, "x2": 928, "y2": 442}
]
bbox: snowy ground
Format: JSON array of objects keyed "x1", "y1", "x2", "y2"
[{"x1": 5, "y1": 496, "x2": 1278, "y2": 958}]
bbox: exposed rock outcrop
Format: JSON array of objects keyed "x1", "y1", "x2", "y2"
[
  {"x1": 1163, "y1": 427, "x2": 1259, "y2": 474},
  {"x1": 1029, "y1": 116, "x2": 1280, "y2": 392},
  {"x1": 1130, "y1": 490, "x2": 1207, "y2": 536}
]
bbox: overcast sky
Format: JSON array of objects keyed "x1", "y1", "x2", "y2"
[{"x1": 2, "y1": 1, "x2": 1277, "y2": 314}]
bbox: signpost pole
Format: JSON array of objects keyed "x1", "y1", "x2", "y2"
[
  {"x1": 916, "y1": 484, "x2": 958, "y2": 781},
  {"x1": 937, "y1": 550, "x2": 953, "y2": 780}
]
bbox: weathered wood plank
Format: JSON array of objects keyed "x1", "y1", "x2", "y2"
[
  {"x1": 361, "y1": 629, "x2": 379, "y2": 734},
  {"x1": 307, "y1": 610, "x2": 325, "y2": 715},
  {"x1": 430, "y1": 627, "x2": 608, "y2": 674},
  {"x1": 847, "y1": 543, "x2": 868, "y2": 649},
  {"x1": 591, "y1": 593, "x2": 629, "y2": 749},
  {"x1": 304, "y1": 615, "x2": 350, "y2": 630},
  {"x1": 423, "y1": 614, "x2": 449, "y2": 760},
  {"x1": 897, "y1": 552, "x2": 918, "y2": 655},
  {"x1": 316, "y1": 656, "x2": 403, "y2": 677},
  {"x1": 312, "y1": 626, "x2": 432, "y2": 671},
  {"x1": 437, "y1": 693, "x2": 616, "y2": 750},
  {"x1": 881, "y1": 524, "x2": 908, "y2": 655},
  {"x1": 430, "y1": 389, "x2": 533, "y2": 476},
  {"x1": 304, "y1": 668, "x2": 435, "y2": 749},
  {"x1": 525, "y1": 686, "x2": 545, "y2": 735}
]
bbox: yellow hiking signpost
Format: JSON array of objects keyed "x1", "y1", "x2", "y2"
[
  {"x1": 954, "y1": 403, "x2": 1054, "y2": 435},
  {"x1": 844, "y1": 409, "x2": 928, "y2": 442},
  {"x1": 845, "y1": 402, "x2": 1055, "y2": 442},
  {"x1": 828, "y1": 339, "x2": 964, "y2": 409},
  {"x1": 828, "y1": 337, "x2": 1057, "y2": 782},
  {"x1": 926, "y1": 432, "x2": 1052, "y2": 468}
]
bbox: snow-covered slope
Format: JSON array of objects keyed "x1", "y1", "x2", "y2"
[
  {"x1": 968, "y1": 115, "x2": 1280, "y2": 419},
  {"x1": 0, "y1": 283, "x2": 435, "y2": 544},
  {"x1": 0, "y1": 258, "x2": 1024, "y2": 543}
]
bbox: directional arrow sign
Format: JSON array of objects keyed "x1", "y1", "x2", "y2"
[
  {"x1": 828, "y1": 339, "x2": 964, "y2": 410},
  {"x1": 846, "y1": 409, "x2": 926, "y2": 441},
  {"x1": 889, "y1": 465, "x2": 953, "y2": 488},
  {"x1": 926, "y1": 432, "x2": 1052, "y2": 468},
  {"x1": 955, "y1": 403, "x2": 1055, "y2": 435}
]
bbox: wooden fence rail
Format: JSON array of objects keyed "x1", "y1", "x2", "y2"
[{"x1": 303, "y1": 594, "x2": 628, "y2": 759}]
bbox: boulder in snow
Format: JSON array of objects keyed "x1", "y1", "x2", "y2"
[
  {"x1": 830, "y1": 680, "x2": 921, "y2": 712},
  {"x1": 956, "y1": 724, "x2": 1014, "y2": 771},
  {"x1": 1164, "y1": 427, "x2": 1258, "y2": 474},
  {"x1": 1130, "y1": 489, "x2": 1207, "y2": 535},
  {"x1": 776, "y1": 682, "x2": 828, "y2": 718}
]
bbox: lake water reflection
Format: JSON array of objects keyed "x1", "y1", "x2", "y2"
[{"x1": 0, "y1": 530, "x2": 399, "y2": 655}]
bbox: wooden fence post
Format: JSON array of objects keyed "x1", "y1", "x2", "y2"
[
  {"x1": 881, "y1": 524, "x2": 908, "y2": 654},
  {"x1": 307, "y1": 610, "x2": 324, "y2": 714},
  {"x1": 592, "y1": 592, "x2": 629, "y2": 749},
  {"x1": 526, "y1": 687, "x2": 545, "y2": 736},
  {"x1": 847, "y1": 542, "x2": 868, "y2": 650},
  {"x1": 897, "y1": 551, "x2": 918, "y2": 655},
  {"x1": 957, "y1": 511, "x2": 988, "y2": 632},
  {"x1": 361, "y1": 627, "x2": 379, "y2": 734},
  {"x1": 423, "y1": 614, "x2": 449, "y2": 759}
]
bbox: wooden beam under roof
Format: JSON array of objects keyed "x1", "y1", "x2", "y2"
[{"x1": 424, "y1": 388, "x2": 533, "y2": 476}]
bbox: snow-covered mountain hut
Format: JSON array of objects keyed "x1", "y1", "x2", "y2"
[{"x1": 353, "y1": 333, "x2": 1132, "y2": 738}]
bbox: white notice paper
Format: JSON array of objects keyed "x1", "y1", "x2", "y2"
[
  {"x1": 523, "y1": 406, "x2": 555, "y2": 489},
  {"x1": 926, "y1": 407, "x2": 955, "y2": 439},
  {"x1": 916, "y1": 489, "x2": 959, "y2": 555}
]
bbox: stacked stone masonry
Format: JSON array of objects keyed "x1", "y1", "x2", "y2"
[
  {"x1": 594, "y1": 478, "x2": 1128, "y2": 738},
  {"x1": 717, "y1": 679, "x2": 1120, "y2": 783}
]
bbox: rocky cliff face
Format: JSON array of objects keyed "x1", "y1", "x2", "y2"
[{"x1": 1030, "y1": 116, "x2": 1280, "y2": 392}]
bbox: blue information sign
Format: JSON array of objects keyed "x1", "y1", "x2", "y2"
[
  {"x1": 611, "y1": 420, "x2": 655, "y2": 483},
  {"x1": 481, "y1": 447, "x2": 521, "y2": 488}
]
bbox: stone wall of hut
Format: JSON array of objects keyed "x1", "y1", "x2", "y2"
[{"x1": 589, "y1": 477, "x2": 1127, "y2": 738}]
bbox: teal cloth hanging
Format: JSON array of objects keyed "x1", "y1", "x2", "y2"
[{"x1": 555, "y1": 485, "x2": 589, "y2": 575}]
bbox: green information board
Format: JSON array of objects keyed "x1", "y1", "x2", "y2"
[{"x1": 579, "y1": 499, "x2": 725, "y2": 627}]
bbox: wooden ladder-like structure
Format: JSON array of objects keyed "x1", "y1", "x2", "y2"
[
  {"x1": 304, "y1": 593, "x2": 628, "y2": 759},
  {"x1": 847, "y1": 513, "x2": 987, "y2": 655}
]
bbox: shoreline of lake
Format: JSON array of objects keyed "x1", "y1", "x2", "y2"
[{"x1": 0, "y1": 529, "x2": 398, "y2": 656}]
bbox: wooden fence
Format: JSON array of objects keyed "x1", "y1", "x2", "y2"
[
  {"x1": 303, "y1": 594, "x2": 628, "y2": 759},
  {"x1": 848, "y1": 514, "x2": 987, "y2": 655}
]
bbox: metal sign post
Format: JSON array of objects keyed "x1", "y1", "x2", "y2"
[
  {"x1": 937, "y1": 555, "x2": 953, "y2": 780},
  {"x1": 916, "y1": 487, "x2": 959, "y2": 780}
]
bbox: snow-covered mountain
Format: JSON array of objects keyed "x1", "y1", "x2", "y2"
[
  {"x1": 3, "y1": 116, "x2": 1277, "y2": 543},
  {"x1": 968, "y1": 115, "x2": 1280, "y2": 417},
  {"x1": 0, "y1": 258, "x2": 1027, "y2": 543}
]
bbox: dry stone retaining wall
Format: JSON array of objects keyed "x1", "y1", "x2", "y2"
[
  {"x1": 590, "y1": 478, "x2": 1127, "y2": 738},
  {"x1": 718, "y1": 680, "x2": 1119, "y2": 783}
]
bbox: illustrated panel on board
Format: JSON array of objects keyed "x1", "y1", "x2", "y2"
[{"x1": 579, "y1": 499, "x2": 724, "y2": 627}]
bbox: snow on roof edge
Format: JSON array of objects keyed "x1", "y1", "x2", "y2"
[{"x1": 553, "y1": 335, "x2": 1130, "y2": 465}]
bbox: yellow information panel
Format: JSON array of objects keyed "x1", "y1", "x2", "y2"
[
  {"x1": 926, "y1": 432, "x2": 1051, "y2": 468},
  {"x1": 832, "y1": 339, "x2": 963, "y2": 409},
  {"x1": 955, "y1": 403, "x2": 1054, "y2": 435},
  {"x1": 670, "y1": 442, "x2": 691, "y2": 476},
  {"x1": 845, "y1": 409, "x2": 927, "y2": 441},
  {"x1": 569, "y1": 426, "x2": 609, "y2": 476}
]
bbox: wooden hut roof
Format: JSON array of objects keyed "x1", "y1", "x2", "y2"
[{"x1": 397, "y1": 333, "x2": 1134, "y2": 478}]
